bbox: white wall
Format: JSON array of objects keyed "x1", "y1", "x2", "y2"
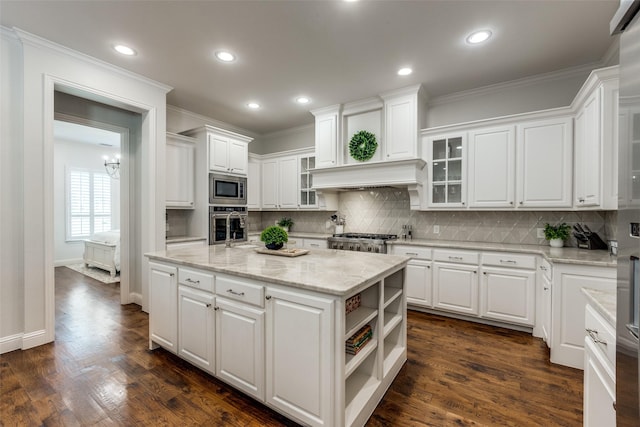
[
  {"x1": 53, "y1": 139, "x2": 121, "y2": 265},
  {"x1": 255, "y1": 124, "x2": 314, "y2": 155}
]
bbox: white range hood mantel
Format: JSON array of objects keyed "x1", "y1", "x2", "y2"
[{"x1": 310, "y1": 158, "x2": 427, "y2": 209}]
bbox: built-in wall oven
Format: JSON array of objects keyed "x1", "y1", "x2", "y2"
[
  {"x1": 209, "y1": 206, "x2": 247, "y2": 245},
  {"x1": 209, "y1": 173, "x2": 247, "y2": 205}
]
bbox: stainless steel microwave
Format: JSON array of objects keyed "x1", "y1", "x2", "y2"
[{"x1": 209, "y1": 173, "x2": 247, "y2": 205}]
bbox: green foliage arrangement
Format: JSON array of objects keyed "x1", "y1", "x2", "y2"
[
  {"x1": 543, "y1": 223, "x2": 571, "y2": 240},
  {"x1": 260, "y1": 226, "x2": 289, "y2": 246},
  {"x1": 277, "y1": 217, "x2": 294, "y2": 228},
  {"x1": 349, "y1": 130, "x2": 378, "y2": 162}
]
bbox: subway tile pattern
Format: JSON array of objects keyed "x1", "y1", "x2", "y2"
[{"x1": 251, "y1": 188, "x2": 616, "y2": 247}]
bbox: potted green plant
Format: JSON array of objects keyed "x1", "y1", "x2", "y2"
[
  {"x1": 543, "y1": 222, "x2": 571, "y2": 248},
  {"x1": 277, "y1": 217, "x2": 294, "y2": 232},
  {"x1": 260, "y1": 226, "x2": 289, "y2": 250}
]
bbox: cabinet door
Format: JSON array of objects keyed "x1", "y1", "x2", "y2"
[
  {"x1": 480, "y1": 267, "x2": 535, "y2": 326},
  {"x1": 575, "y1": 90, "x2": 601, "y2": 207},
  {"x1": 228, "y1": 139, "x2": 248, "y2": 175},
  {"x1": 541, "y1": 273, "x2": 552, "y2": 346},
  {"x1": 427, "y1": 133, "x2": 467, "y2": 208},
  {"x1": 433, "y1": 262, "x2": 478, "y2": 315},
  {"x1": 261, "y1": 159, "x2": 278, "y2": 208},
  {"x1": 209, "y1": 134, "x2": 229, "y2": 172},
  {"x1": 278, "y1": 156, "x2": 299, "y2": 209},
  {"x1": 385, "y1": 95, "x2": 416, "y2": 160},
  {"x1": 551, "y1": 264, "x2": 616, "y2": 369},
  {"x1": 405, "y1": 259, "x2": 432, "y2": 307},
  {"x1": 247, "y1": 159, "x2": 261, "y2": 209},
  {"x1": 299, "y1": 156, "x2": 317, "y2": 208},
  {"x1": 266, "y1": 287, "x2": 334, "y2": 427},
  {"x1": 166, "y1": 138, "x2": 195, "y2": 208},
  {"x1": 178, "y1": 286, "x2": 215, "y2": 373},
  {"x1": 583, "y1": 338, "x2": 616, "y2": 427},
  {"x1": 516, "y1": 117, "x2": 573, "y2": 208},
  {"x1": 216, "y1": 298, "x2": 265, "y2": 400},
  {"x1": 468, "y1": 126, "x2": 515, "y2": 208},
  {"x1": 315, "y1": 113, "x2": 338, "y2": 168},
  {"x1": 149, "y1": 262, "x2": 178, "y2": 353}
]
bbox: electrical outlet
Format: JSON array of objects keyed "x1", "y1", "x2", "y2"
[
  {"x1": 433, "y1": 225, "x2": 440, "y2": 234},
  {"x1": 537, "y1": 228, "x2": 545, "y2": 239}
]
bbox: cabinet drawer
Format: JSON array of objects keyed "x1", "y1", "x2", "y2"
[
  {"x1": 391, "y1": 245, "x2": 432, "y2": 260},
  {"x1": 178, "y1": 267, "x2": 214, "y2": 292},
  {"x1": 585, "y1": 304, "x2": 615, "y2": 368},
  {"x1": 433, "y1": 249, "x2": 479, "y2": 264},
  {"x1": 481, "y1": 252, "x2": 536, "y2": 270},
  {"x1": 216, "y1": 274, "x2": 265, "y2": 307}
]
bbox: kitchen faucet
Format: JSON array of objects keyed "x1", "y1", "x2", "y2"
[{"x1": 225, "y1": 211, "x2": 246, "y2": 248}]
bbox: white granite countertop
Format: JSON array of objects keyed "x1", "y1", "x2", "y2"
[
  {"x1": 166, "y1": 236, "x2": 208, "y2": 244},
  {"x1": 146, "y1": 245, "x2": 409, "y2": 296},
  {"x1": 581, "y1": 288, "x2": 616, "y2": 326},
  {"x1": 388, "y1": 239, "x2": 615, "y2": 267}
]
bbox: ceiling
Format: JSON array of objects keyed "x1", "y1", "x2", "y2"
[
  {"x1": 54, "y1": 120, "x2": 121, "y2": 149},
  {"x1": 1, "y1": 1, "x2": 619, "y2": 136}
]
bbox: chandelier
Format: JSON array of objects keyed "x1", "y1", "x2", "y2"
[{"x1": 103, "y1": 154, "x2": 121, "y2": 180}]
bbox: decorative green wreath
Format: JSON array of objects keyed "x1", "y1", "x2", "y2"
[{"x1": 349, "y1": 130, "x2": 378, "y2": 162}]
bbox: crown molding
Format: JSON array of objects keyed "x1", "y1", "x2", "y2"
[
  {"x1": 12, "y1": 27, "x2": 172, "y2": 93},
  {"x1": 0, "y1": 25, "x2": 19, "y2": 40},
  {"x1": 429, "y1": 62, "x2": 598, "y2": 107}
]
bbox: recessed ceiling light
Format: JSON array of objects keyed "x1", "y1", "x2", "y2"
[
  {"x1": 215, "y1": 51, "x2": 236, "y2": 62},
  {"x1": 466, "y1": 30, "x2": 492, "y2": 44},
  {"x1": 296, "y1": 96, "x2": 311, "y2": 104},
  {"x1": 113, "y1": 44, "x2": 136, "y2": 56},
  {"x1": 247, "y1": 102, "x2": 261, "y2": 109},
  {"x1": 397, "y1": 67, "x2": 413, "y2": 76}
]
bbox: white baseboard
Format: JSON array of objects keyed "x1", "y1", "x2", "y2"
[
  {"x1": 54, "y1": 258, "x2": 84, "y2": 267},
  {"x1": 131, "y1": 292, "x2": 142, "y2": 307},
  {"x1": 22, "y1": 329, "x2": 49, "y2": 350},
  {"x1": 0, "y1": 333, "x2": 23, "y2": 354}
]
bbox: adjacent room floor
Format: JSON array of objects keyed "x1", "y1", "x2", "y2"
[{"x1": 0, "y1": 267, "x2": 583, "y2": 426}]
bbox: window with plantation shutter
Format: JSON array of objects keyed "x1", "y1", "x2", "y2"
[{"x1": 66, "y1": 168, "x2": 112, "y2": 240}]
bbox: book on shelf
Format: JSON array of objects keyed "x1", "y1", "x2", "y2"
[{"x1": 346, "y1": 324, "x2": 373, "y2": 355}]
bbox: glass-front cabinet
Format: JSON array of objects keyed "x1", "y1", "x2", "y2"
[
  {"x1": 299, "y1": 155, "x2": 317, "y2": 208},
  {"x1": 427, "y1": 133, "x2": 466, "y2": 207}
]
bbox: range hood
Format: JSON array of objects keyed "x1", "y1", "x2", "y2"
[{"x1": 310, "y1": 158, "x2": 427, "y2": 209}]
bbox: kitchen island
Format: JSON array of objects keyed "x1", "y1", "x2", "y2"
[{"x1": 145, "y1": 245, "x2": 409, "y2": 427}]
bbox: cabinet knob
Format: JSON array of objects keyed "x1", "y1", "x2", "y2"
[
  {"x1": 519, "y1": 201, "x2": 523, "y2": 205},
  {"x1": 462, "y1": 202, "x2": 465, "y2": 205},
  {"x1": 265, "y1": 295, "x2": 272, "y2": 300},
  {"x1": 474, "y1": 270, "x2": 477, "y2": 274},
  {"x1": 543, "y1": 287, "x2": 549, "y2": 290},
  {"x1": 206, "y1": 303, "x2": 211, "y2": 308},
  {"x1": 482, "y1": 272, "x2": 486, "y2": 275},
  {"x1": 214, "y1": 306, "x2": 219, "y2": 311},
  {"x1": 509, "y1": 201, "x2": 513, "y2": 205},
  {"x1": 427, "y1": 265, "x2": 431, "y2": 269}
]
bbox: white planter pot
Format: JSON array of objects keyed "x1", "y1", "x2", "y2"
[{"x1": 549, "y1": 238, "x2": 564, "y2": 248}]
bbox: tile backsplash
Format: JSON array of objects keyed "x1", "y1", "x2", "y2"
[{"x1": 251, "y1": 187, "x2": 617, "y2": 247}]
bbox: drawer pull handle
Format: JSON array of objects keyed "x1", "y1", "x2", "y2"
[
  {"x1": 310, "y1": 244, "x2": 320, "y2": 247},
  {"x1": 448, "y1": 256, "x2": 463, "y2": 261},
  {"x1": 227, "y1": 289, "x2": 245, "y2": 297},
  {"x1": 266, "y1": 295, "x2": 272, "y2": 300},
  {"x1": 185, "y1": 278, "x2": 200, "y2": 284},
  {"x1": 406, "y1": 252, "x2": 419, "y2": 256},
  {"x1": 586, "y1": 328, "x2": 607, "y2": 346},
  {"x1": 499, "y1": 259, "x2": 517, "y2": 264}
]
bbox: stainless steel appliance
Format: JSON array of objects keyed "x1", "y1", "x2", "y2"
[
  {"x1": 209, "y1": 173, "x2": 247, "y2": 205},
  {"x1": 615, "y1": 2, "x2": 640, "y2": 425},
  {"x1": 209, "y1": 205, "x2": 247, "y2": 245},
  {"x1": 328, "y1": 233, "x2": 397, "y2": 254}
]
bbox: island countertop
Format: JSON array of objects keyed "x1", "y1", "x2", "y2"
[{"x1": 145, "y1": 245, "x2": 409, "y2": 296}]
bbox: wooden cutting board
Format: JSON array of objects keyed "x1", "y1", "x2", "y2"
[{"x1": 254, "y1": 248, "x2": 310, "y2": 257}]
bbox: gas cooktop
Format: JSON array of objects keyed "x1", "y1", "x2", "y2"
[{"x1": 331, "y1": 233, "x2": 397, "y2": 240}]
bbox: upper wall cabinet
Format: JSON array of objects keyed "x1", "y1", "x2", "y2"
[
  {"x1": 516, "y1": 116, "x2": 573, "y2": 208},
  {"x1": 311, "y1": 105, "x2": 340, "y2": 168},
  {"x1": 183, "y1": 125, "x2": 253, "y2": 176},
  {"x1": 247, "y1": 156, "x2": 261, "y2": 210},
  {"x1": 425, "y1": 132, "x2": 467, "y2": 208},
  {"x1": 381, "y1": 85, "x2": 427, "y2": 160},
  {"x1": 166, "y1": 132, "x2": 197, "y2": 209},
  {"x1": 572, "y1": 66, "x2": 619, "y2": 210}
]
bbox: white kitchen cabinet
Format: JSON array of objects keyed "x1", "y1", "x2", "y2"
[
  {"x1": 426, "y1": 133, "x2": 467, "y2": 208},
  {"x1": 299, "y1": 155, "x2": 317, "y2": 208},
  {"x1": 166, "y1": 132, "x2": 196, "y2": 209},
  {"x1": 381, "y1": 87, "x2": 422, "y2": 160},
  {"x1": 432, "y1": 250, "x2": 479, "y2": 316},
  {"x1": 261, "y1": 155, "x2": 298, "y2": 209},
  {"x1": 551, "y1": 263, "x2": 616, "y2": 369},
  {"x1": 215, "y1": 297, "x2": 265, "y2": 400},
  {"x1": 516, "y1": 116, "x2": 573, "y2": 208},
  {"x1": 539, "y1": 259, "x2": 553, "y2": 346},
  {"x1": 573, "y1": 67, "x2": 619, "y2": 210},
  {"x1": 265, "y1": 286, "x2": 334, "y2": 427},
  {"x1": 182, "y1": 125, "x2": 253, "y2": 176},
  {"x1": 312, "y1": 105, "x2": 339, "y2": 168},
  {"x1": 178, "y1": 285, "x2": 215, "y2": 373},
  {"x1": 390, "y1": 245, "x2": 433, "y2": 307},
  {"x1": 583, "y1": 304, "x2": 616, "y2": 427},
  {"x1": 149, "y1": 262, "x2": 178, "y2": 353},
  {"x1": 467, "y1": 126, "x2": 516, "y2": 208},
  {"x1": 247, "y1": 156, "x2": 261, "y2": 209},
  {"x1": 480, "y1": 266, "x2": 536, "y2": 326}
]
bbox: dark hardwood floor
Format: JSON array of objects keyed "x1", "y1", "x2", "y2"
[{"x1": 0, "y1": 267, "x2": 583, "y2": 426}]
